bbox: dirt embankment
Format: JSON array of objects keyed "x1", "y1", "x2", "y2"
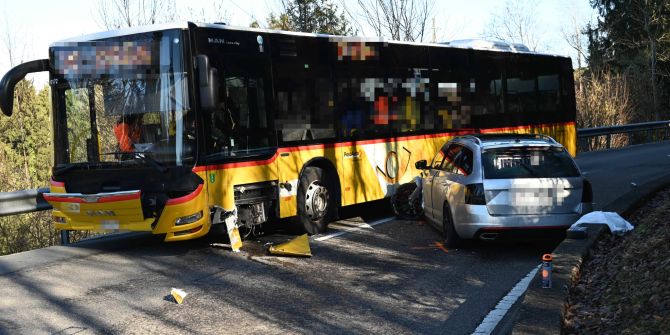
[{"x1": 564, "y1": 188, "x2": 670, "y2": 334}]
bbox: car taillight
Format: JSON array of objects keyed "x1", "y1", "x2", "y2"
[
  {"x1": 465, "y1": 183, "x2": 486, "y2": 205},
  {"x1": 582, "y1": 179, "x2": 593, "y2": 203}
]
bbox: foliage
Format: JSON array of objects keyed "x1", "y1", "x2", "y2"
[
  {"x1": 0, "y1": 81, "x2": 57, "y2": 255},
  {"x1": 266, "y1": 0, "x2": 354, "y2": 35},
  {"x1": 575, "y1": 70, "x2": 635, "y2": 150},
  {"x1": 586, "y1": 0, "x2": 670, "y2": 120}
]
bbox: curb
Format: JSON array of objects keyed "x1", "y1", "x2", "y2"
[{"x1": 502, "y1": 172, "x2": 670, "y2": 335}]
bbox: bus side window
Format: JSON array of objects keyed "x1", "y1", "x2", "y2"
[
  {"x1": 274, "y1": 61, "x2": 335, "y2": 143},
  {"x1": 506, "y1": 57, "x2": 537, "y2": 114},
  {"x1": 538, "y1": 70, "x2": 560, "y2": 115},
  {"x1": 205, "y1": 54, "x2": 274, "y2": 157}
]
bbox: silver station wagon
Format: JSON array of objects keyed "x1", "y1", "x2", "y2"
[{"x1": 415, "y1": 134, "x2": 593, "y2": 247}]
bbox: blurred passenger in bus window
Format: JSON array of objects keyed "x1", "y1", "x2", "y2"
[{"x1": 114, "y1": 114, "x2": 143, "y2": 153}]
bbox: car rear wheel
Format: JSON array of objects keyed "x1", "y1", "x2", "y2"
[{"x1": 443, "y1": 204, "x2": 462, "y2": 248}]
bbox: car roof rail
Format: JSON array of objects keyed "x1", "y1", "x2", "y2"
[
  {"x1": 535, "y1": 134, "x2": 559, "y2": 144},
  {"x1": 455, "y1": 135, "x2": 482, "y2": 145},
  {"x1": 463, "y1": 133, "x2": 559, "y2": 144}
]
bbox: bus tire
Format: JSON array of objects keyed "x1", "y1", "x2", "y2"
[
  {"x1": 296, "y1": 166, "x2": 335, "y2": 235},
  {"x1": 443, "y1": 203, "x2": 462, "y2": 248}
]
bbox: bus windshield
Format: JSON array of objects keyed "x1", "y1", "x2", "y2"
[{"x1": 50, "y1": 29, "x2": 194, "y2": 168}]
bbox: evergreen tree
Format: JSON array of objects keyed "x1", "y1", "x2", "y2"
[
  {"x1": 587, "y1": 0, "x2": 670, "y2": 120},
  {"x1": 267, "y1": 0, "x2": 354, "y2": 36}
]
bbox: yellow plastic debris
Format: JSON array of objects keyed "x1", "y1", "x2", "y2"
[
  {"x1": 269, "y1": 234, "x2": 312, "y2": 257},
  {"x1": 225, "y1": 215, "x2": 242, "y2": 252},
  {"x1": 170, "y1": 288, "x2": 188, "y2": 304}
]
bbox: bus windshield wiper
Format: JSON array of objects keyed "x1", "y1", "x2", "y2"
[
  {"x1": 135, "y1": 153, "x2": 168, "y2": 173},
  {"x1": 53, "y1": 163, "x2": 78, "y2": 176},
  {"x1": 100, "y1": 151, "x2": 168, "y2": 173}
]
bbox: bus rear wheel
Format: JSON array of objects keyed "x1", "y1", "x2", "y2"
[{"x1": 297, "y1": 167, "x2": 335, "y2": 235}]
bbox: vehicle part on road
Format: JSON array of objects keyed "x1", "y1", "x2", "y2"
[
  {"x1": 268, "y1": 234, "x2": 312, "y2": 257},
  {"x1": 391, "y1": 177, "x2": 423, "y2": 219},
  {"x1": 541, "y1": 254, "x2": 553, "y2": 288},
  {"x1": 297, "y1": 167, "x2": 336, "y2": 235},
  {"x1": 221, "y1": 208, "x2": 242, "y2": 252},
  {"x1": 442, "y1": 204, "x2": 462, "y2": 247},
  {"x1": 170, "y1": 288, "x2": 188, "y2": 304}
]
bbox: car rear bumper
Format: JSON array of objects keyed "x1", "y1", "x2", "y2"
[{"x1": 453, "y1": 203, "x2": 588, "y2": 239}]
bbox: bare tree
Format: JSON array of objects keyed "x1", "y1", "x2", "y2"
[
  {"x1": 356, "y1": 0, "x2": 434, "y2": 42},
  {"x1": 482, "y1": 0, "x2": 542, "y2": 51},
  {"x1": 96, "y1": 0, "x2": 177, "y2": 29},
  {"x1": 1, "y1": 16, "x2": 28, "y2": 67},
  {"x1": 576, "y1": 70, "x2": 635, "y2": 150},
  {"x1": 183, "y1": 1, "x2": 230, "y2": 24},
  {"x1": 561, "y1": 0, "x2": 588, "y2": 69},
  {"x1": 96, "y1": 0, "x2": 232, "y2": 29}
]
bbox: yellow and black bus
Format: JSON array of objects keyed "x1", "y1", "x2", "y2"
[{"x1": 0, "y1": 22, "x2": 576, "y2": 240}]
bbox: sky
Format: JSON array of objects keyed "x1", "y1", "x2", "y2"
[{"x1": 0, "y1": 0, "x2": 597, "y2": 87}]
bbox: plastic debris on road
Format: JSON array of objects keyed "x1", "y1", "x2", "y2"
[
  {"x1": 570, "y1": 211, "x2": 634, "y2": 235},
  {"x1": 268, "y1": 234, "x2": 312, "y2": 257},
  {"x1": 224, "y1": 212, "x2": 242, "y2": 252},
  {"x1": 170, "y1": 288, "x2": 188, "y2": 304}
]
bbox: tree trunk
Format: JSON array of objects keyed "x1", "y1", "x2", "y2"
[{"x1": 649, "y1": 36, "x2": 658, "y2": 120}]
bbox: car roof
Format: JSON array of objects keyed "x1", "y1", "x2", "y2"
[{"x1": 452, "y1": 133, "x2": 564, "y2": 149}]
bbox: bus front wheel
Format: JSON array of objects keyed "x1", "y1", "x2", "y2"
[{"x1": 297, "y1": 166, "x2": 335, "y2": 235}]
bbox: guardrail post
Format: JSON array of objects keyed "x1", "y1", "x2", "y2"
[
  {"x1": 60, "y1": 230, "x2": 70, "y2": 245},
  {"x1": 606, "y1": 134, "x2": 611, "y2": 149}
]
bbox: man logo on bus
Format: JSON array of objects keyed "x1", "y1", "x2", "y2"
[{"x1": 208, "y1": 38, "x2": 225, "y2": 44}]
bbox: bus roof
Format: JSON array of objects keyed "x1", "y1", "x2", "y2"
[{"x1": 52, "y1": 21, "x2": 569, "y2": 59}]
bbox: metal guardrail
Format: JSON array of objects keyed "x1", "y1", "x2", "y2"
[
  {"x1": 577, "y1": 120, "x2": 670, "y2": 151},
  {"x1": 0, "y1": 188, "x2": 51, "y2": 217}
]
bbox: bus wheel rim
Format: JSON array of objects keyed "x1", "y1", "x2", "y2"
[{"x1": 305, "y1": 181, "x2": 329, "y2": 221}]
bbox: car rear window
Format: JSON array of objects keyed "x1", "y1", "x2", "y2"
[{"x1": 482, "y1": 146, "x2": 580, "y2": 179}]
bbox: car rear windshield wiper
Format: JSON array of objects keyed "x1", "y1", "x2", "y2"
[{"x1": 519, "y1": 163, "x2": 539, "y2": 177}]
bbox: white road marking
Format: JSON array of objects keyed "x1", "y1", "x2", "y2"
[
  {"x1": 314, "y1": 217, "x2": 395, "y2": 241},
  {"x1": 471, "y1": 265, "x2": 540, "y2": 335}
]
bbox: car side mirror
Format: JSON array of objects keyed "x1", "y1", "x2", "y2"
[
  {"x1": 196, "y1": 54, "x2": 219, "y2": 110},
  {"x1": 415, "y1": 160, "x2": 428, "y2": 170}
]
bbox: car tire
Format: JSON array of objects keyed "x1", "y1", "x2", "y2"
[
  {"x1": 296, "y1": 166, "x2": 336, "y2": 235},
  {"x1": 443, "y1": 203, "x2": 462, "y2": 248}
]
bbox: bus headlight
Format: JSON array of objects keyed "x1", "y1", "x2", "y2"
[{"x1": 175, "y1": 211, "x2": 203, "y2": 226}]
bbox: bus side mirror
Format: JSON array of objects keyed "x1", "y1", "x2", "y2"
[
  {"x1": 415, "y1": 160, "x2": 428, "y2": 170},
  {"x1": 0, "y1": 59, "x2": 50, "y2": 116},
  {"x1": 196, "y1": 55, "x2": 219, "y2": 110}
]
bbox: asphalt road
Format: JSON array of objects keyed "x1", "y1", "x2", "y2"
[
  {"x1": 575, "y1": 141, "x2": 670, "y2": 210},
  {"x1": 1, "y1": 142, "x2": 670, "y2": 335}
]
